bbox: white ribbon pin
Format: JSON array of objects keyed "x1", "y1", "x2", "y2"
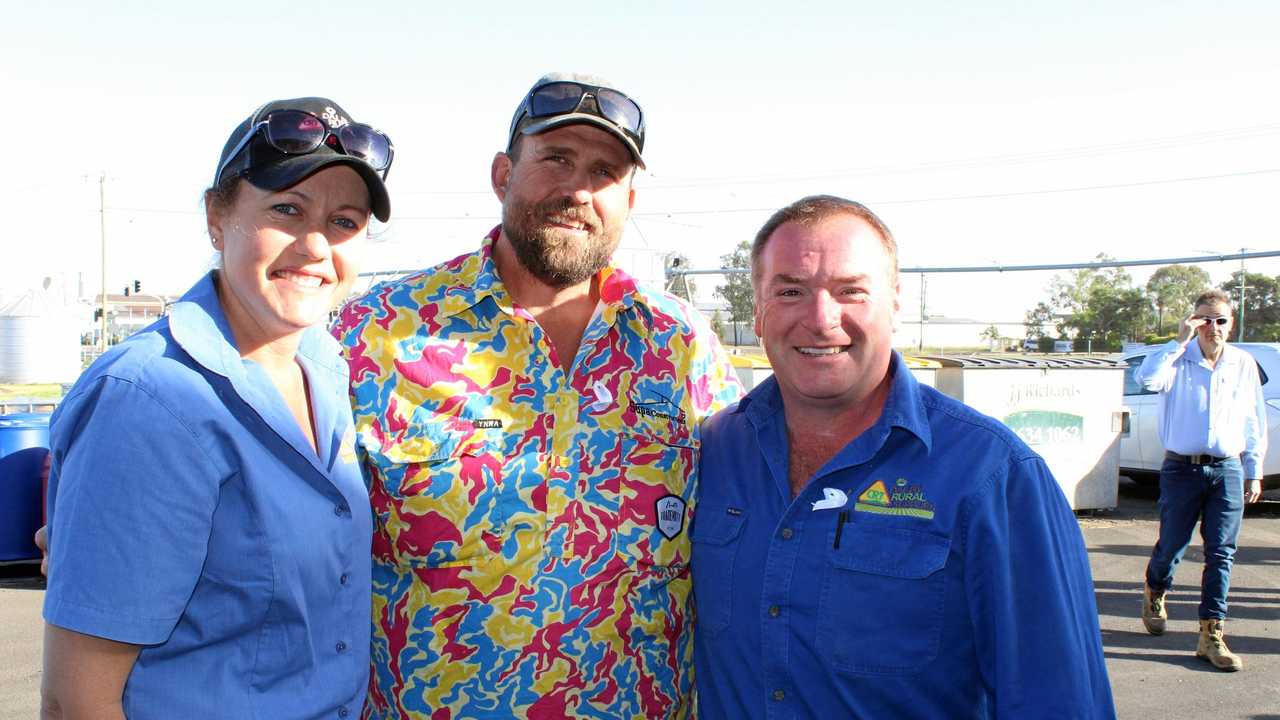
[
  {"x1": 811, "y1": 487, "x2": 849, "y2": 511},
  {"x1": 590, "y1": 380, "x2": 613, "y2": 412}
]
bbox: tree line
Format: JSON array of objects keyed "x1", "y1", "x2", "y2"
[
  {"x1": 1023, "y1": 256, "x2": 1280, "y2": 350},
  {"x1": 672, "y1": 245, "x2": 1279, "y2": 352}
]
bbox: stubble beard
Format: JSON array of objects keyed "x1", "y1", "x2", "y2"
[{"x1": 502, "y1": 195, "x2": 621, "y2": 289}]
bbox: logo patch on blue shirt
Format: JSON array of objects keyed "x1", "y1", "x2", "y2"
[{"x1": 855, "y1": 478, "x2": 935, "y2": 520}]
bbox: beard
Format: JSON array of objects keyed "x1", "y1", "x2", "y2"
[{"x1": 502, "y1": 195, "x2": 622, "y2": 289}]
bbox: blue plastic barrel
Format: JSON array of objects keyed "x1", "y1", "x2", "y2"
[{"x1": 0, "y1": 412, "x2": 50, "y2": 562}]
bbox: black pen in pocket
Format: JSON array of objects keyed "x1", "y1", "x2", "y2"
[{"x1": 833, "y1": 510, "x2": 849, "y2": 549}]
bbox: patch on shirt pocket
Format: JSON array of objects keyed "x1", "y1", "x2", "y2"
[
  {"x1": 365, "y1": 419, "x2": 509, "y2": 569},
  {"x1": 612, "y1": 422, "x2": 700, "y2": 568},
  {"x1": 818, "y1": 525, "x2": 950, "y2": 675},
  {"x1": 690, "y1": 507, "x2": 747, "y2": 636}
]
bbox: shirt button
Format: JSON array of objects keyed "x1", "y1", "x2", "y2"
[
  {"x1": 780, "y1": 528, "x2": 793, "y2": 540},
  {"x1": 336, "y1": 641, "x2": 347, "y2": 653},
  {"x1": 339, "y1": 573, "x2": 349, "y2": 585},
  {"x1": 768, "y1": 605, "x2": 780, "y2": 618},
  {"x1": 338, "y1": 707, "x2": 349, "y2": 718},
  {"x1": 773, "y1": 689, "x2": 786, "y2": 701},
  {"x1": 333, "y1": 504, "x2": 347, "y2": 517}
]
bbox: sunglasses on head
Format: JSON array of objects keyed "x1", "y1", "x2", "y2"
[
  {"x1": 517, "y1": 81, "x2": 645, "y2": 149},
  {"x1": 216, "y1": 109, "x2": 394, "y2": 183},
  {"x1": 1196, "y1": 316, "x2": 1231, "y2": 326}
]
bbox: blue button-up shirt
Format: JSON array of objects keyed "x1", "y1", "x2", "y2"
[
  {"x1": 1136, "y1": 340, "x2": 1267, "y2": 479},
  {"x1": 44, "y1": 272, "x2": 372, "y2": 719},
  {"x1": 692, "y1": 353, "x2": 1114, "y2": 719}
]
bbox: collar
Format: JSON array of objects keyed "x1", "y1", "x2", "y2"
[
  {"x1": 168, "y1": 271, "x2": 347, "y2": 380},
  {"x1": 440, "y1": 226, "x2": 643, "y2": 322},
  {"x1": 738, "y1": 351, "x2": 933, "y2": 454}
]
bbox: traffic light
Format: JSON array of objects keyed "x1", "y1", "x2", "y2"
[
  {"x1": 123, "y1": 285, "x2": 130, "y2": 297},
  {"x1": 133, "y1": 280, "x2": 141, "y2": 293},
  {"x1": 94, "y1": 308, "x2": 103, "y2": 321}
]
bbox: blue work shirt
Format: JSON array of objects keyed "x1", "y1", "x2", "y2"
[
  {"x1": 693, "y1": 353, "x2": 1114, "y2": 719},
  {"x1": 44, "y1": 272, "x2": 373, "y2": 719},
  {"x1": 1136, "y1": 340, "x2": 1267, "y2": 479}
]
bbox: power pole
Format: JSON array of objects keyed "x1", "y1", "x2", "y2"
[
  {"x1": 99, "y1": 173, "x2": 108, "y2": 352},
  {"x1": 1237, "y1": 249, "x2": 1247, "y2": 341},
  {"x1": 918, "y1": 273, "x2": 927, "y2": 351}
]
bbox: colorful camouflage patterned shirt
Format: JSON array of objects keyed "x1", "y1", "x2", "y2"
[{"x1": 334, "y1": 230, "x2": 742, "y2": 719}]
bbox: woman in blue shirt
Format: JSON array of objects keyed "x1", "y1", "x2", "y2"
[{"x1": 41, "y1": 97, "x2": 392, "y2": 719}]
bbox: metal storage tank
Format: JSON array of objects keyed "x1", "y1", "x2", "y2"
[
  {"x1": 0, "y1": 288, "x2": 83, "y2": 384},
  {"x1": 0, "y1": 412, "x2": 50, "y2": 563},
  {"x1": 916, "y1": 354, "x2": 1126, "y2": 511}
]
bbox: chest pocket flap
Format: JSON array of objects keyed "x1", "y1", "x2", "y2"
[{"x1": 830, "y1": 525, "x2": 950, "y2": 579}]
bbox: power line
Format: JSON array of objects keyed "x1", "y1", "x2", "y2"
[
  {"x1": 640, "y1": 122, "x2": 1280, "y2": 189},
  {"x1": 670, "y1": 250, "x2": 1280, "y2": 277},
  {"x1": 96, "y1": 166, "x2": 1280, "y2": 219}
]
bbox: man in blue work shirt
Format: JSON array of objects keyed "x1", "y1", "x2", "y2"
[
  {"x1": 692, "y1": 195, "x2": 1115, "y2": 718},
  {"x1": 1136, "y1": 289, "x2": 1267, "y2": 672}
]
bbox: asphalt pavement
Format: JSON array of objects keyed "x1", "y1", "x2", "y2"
[{"x1": 2, "y1": 479, "x2": 1278, "y2": 719}]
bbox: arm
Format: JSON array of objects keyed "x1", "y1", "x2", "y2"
[
  {"x1": 965, "y1": 456, "x2": 1116, "y2": 719},
  {"x1": 41, "y1": 624, "x2": 141, "y2": 719},
  {"x1": 1242, "y1": 360, "x2": 1268, "y2": 503},
  {"x1": 1134, "y1": 314, "x2": 1203, "y2": 391}
]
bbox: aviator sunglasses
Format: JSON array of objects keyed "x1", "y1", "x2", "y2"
[
  {"x1": 216, "y1": 109, "x2": 394, "y2": 182},
  {"x1": 1196, "y1": 316, "x2": 1231, "y2": 326},
  {"x1": 515, "y1": 81, "x2": 645, "y2": 150}
]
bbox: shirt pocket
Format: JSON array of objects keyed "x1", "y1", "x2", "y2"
[
  {"x1": 612, "y1": 420, "x2": 700, "y2": 568},
  {"x1": 817, "y1": 525, "x2": 950, "y2": 675},
  {"x1": 365, "y1": 420, "x2": 509, "y2": 569},
  {"x1": 690, "y1": 508, "x2": 746, "y2": 636}
]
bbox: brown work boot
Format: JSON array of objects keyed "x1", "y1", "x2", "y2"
[
  {"x1": 1141, "y1": 584, "x2": 1167, "y2": 635},
  {"x1": 1196, "y1": 619, "x2": 1243, "y2": 672}
]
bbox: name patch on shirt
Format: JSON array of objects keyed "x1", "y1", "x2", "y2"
[
  {"x1": 628, "y1": 390, "x2": 687, "y2": 428},
  {"x1": 471, "y1": 418, "x2": 503, "y2": 429},
  {"x1": 855, "y1": 478, "x2": 935, "y2": 520},
  {"x1": 656, "y1": 494, "x2": 687, "y2": 539}
]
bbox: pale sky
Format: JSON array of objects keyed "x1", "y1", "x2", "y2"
[{"x1": 4, "y1": 0, "x2": 1278, "y2": 325}]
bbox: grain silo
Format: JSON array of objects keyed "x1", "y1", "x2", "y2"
[{"x1": 0, "y1": 287, "x2": 83, "y2": 384}]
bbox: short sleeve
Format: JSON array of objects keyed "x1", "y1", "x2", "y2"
[{"x1": 43, "y1": 376, "x2": 225, "y2": 645}]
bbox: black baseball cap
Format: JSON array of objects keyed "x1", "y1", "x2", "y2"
[
  {"x1": 506, "y1": 72, "x2": 646, "y2": 169},
  {"x1": 214, "y1": 97, "x2": 391, "y2": 222}
]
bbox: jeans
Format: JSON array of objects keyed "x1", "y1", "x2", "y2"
[{"x1": 1145, "y1": 456, "x2": 1244, "y2": 620}]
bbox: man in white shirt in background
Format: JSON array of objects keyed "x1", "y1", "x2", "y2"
[{"x1": 1135, "y1": 288, "x2": 1267, "y2": 671}]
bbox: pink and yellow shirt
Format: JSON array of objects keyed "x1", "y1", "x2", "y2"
[{"x1": 334, "y1": 230, "x2": 742, "y2": 719}]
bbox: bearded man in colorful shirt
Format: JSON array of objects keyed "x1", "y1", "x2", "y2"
[{"x1": 334, "y1": 73, "x2": 742, "y2": 719}]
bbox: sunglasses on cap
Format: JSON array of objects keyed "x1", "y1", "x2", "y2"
[
  {"x1": 1196, "y1": 316, "x2": 1231, "y2": 326},
  {"x1": 516, "y1": 81, "x2": 645, "y2": 150},
  {"x1": 216, "y1": 109, "x2": 394, "y2": 183}
]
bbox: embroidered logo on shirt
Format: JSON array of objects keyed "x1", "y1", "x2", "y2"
[
  {"x1": 471, "y1": 419, "x2": 503, "y2": 429},
  {"x1": 628, "y1": 390, "x2": 687, "y2": 427},
  {"x1": 590, "y1": 380, "x2": 613, "y2": 412},
  {"x1": 855, "y1": 478, "x2": 935, "y2": 520},
  {"x1": 811, "y1": 487, "x2": 849, "y2": 511},
  {"x1": 656, "y1": 494, "x2": 687, "y2": 539}
]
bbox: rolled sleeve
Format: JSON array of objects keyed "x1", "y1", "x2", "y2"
[
  {"x1": 1134, "y1": 340, "x2": 1183, "y2": 392},
  {"x1": 44, "y1": 377, "x2": 225, "y2": 645}
]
